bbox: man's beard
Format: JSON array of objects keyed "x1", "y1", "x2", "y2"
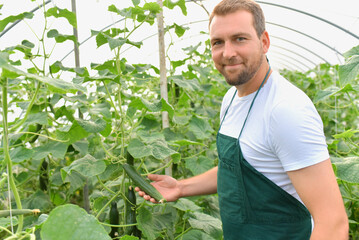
[{"x1": 223, "y1": 54, "x2": 264, "y2": 86}]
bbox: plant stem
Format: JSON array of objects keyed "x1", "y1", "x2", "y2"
[
  {"x1": 9, "y1": 82, "x2": 40, "y2": 132},
  {"x1": 95, "y1": 190, "x2": 122, "y2": 219},
  {"x1": 2, "y1": 78, "x2": 24, "y2": 233}
]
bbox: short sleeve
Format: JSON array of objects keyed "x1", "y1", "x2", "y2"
[{"x1": 269, "y1": 96, "x2": 329, "y2": 171}]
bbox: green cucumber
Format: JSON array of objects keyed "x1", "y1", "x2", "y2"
[
  {"x1": 124, "y1": 186, "x2": 137, "y2": 235},
  {"x1": 122, "y1": 164, "x2": 165, "y2": 203},
  {"x1": 109, "y1": 201, "x2": 119, "y2": 238},
  {"x1": 0, "y1": 209, "x2": 40, "y2": 218},
  {"x1": 39, "y1": 159, "x2": 48, "y2": 191}
]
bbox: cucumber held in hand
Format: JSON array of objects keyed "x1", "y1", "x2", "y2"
[{"x1": 123, "y1": 164, "x2": 165, "y2": 203}]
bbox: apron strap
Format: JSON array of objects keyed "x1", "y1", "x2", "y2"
[
  {"x1": 219, "y1": 89, "x2": 237, "y2": 130},
  {"x1": 238, "y1": 66, "x2": 271, "y2": 140}
]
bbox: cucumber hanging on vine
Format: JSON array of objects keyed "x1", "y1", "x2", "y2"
[
  {"x1": 39, "y1": 159, "x2": 48, "y2": 191},
  {"x1": 109, "y1": 201, "x2": 119, "y2": 238},
  {"x1": 124, "y1": 186, "x2": 137, "y2": 235}
]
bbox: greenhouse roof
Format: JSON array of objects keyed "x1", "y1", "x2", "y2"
[{"x1": 1, "y1": 0, "x2": 358, "y2": 72}]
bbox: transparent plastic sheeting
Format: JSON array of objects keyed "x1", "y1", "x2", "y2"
[{"x1": 1, "y1": 0, "x2": 358, "y2": 72}]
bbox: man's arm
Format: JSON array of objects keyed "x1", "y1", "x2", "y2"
[
  {"x1": 287, "y1": 159, "x2": 349, "y2": 240},
  {"x1": 137, "y1": 166, "x2": 218, "y2": 203}
]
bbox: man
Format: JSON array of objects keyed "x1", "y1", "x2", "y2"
[{"x1": 136, "y1": 0, "x2": 349, "y2": 239}]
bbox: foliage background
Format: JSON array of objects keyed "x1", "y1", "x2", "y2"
[{"x1": 0, "y1": 1, "x2": 358, "y2": 239}]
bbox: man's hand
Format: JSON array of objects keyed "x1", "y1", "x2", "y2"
[{"x1": 135, "y1": 174, "x2": 181, "y2": 203}]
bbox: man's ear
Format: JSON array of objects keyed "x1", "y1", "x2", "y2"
[{"x1": 261, "y1": 31, "x2": 270, "y2": 54}]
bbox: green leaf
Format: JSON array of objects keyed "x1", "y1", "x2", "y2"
[
  {"x1": 77, "y1": 118, "x2": 107, "y2": 133},
  {"x1": 163, "y1": 0, "x2": 187, "y2": 15},
  {"x1": 174, "y1": 23, "x2": 188, "y2": 37},
  {"x1": 40, "y1": 204, "x2": 111, "y2": 240},
  {"x1": 313, "y1": 86, "x2": 340, "y2": 103},
  {"x1": 137, "y1": 207, "x2": 174, "y2": 240},
  {"x1": 46, "y1": 7, "x2": 77, "y2": 28},
  {"x1": 188, "y1": 116, "x2": 214, "y2": 140},
  {"x1": 0, "y1": 12, "x2": 33, "y2": 32},
  {"x1": 33, "y1": 142, "x2": 68, "y2": 160},
  {"x1": 333, "y1": 129, "x2": 359, "y2": 139},
  {"x1": 55, "y1": 121, "x2": 89, "y2": 144},
  {"x1": 120, "y1": 236, "x2": 139, "y2": 240},
  {"x1": 188, "y1": 212, "x2": 222, "y2": 238},
  {"x1": 143, "y1": 2, "x2": 161, "y2": 14},
  {"x1": 172, "y1": 139, "x2": 204, "y2": 147},
  {"x1": 72, "y1": 141, "x2": 89, "y2": 156},
  {"x1": 170, "y1": 75, "x2": 201, "y2": 91},
  {"x1": 0, "y1": 54, "x2": 85, "y2": 94},
  {"x1": 173, "y1": 198, "x2": 202, "y2": 212},
  {"x1": 129, "y1": 97, "x2": 174, "y2": 117},
  {"x1": 107, "y1": 36, "x2": 126, "y2": 50},
  {"x1": 343, "y1": 45, "x2": 359, "y2": 58},
  {"x1": 132, "y1": 0, "x2": 140, "y2": 6},
  {"x1": 22, "y1": 190, "x2": 52, "y2": 212},
  {"x1": 47, "y1": 29, "x2": 77, "y2": 44},
  {"x1": 10, "y1": 146, "x2": 34, "y2": 163},
  {"x1": 61, "y1": 154, "x2": 106, "y2": 180},
  {"x1": 23, "y1": 112, "x2": 48, "y2": 128},
  {"x1": 339, "y1": 55, "x2": 359, "y2": 86},
  {"x1": 89, "y1": 102, "x2": 112, "y2": 119},
  {"x1": 186, "y1": 156, "x2": 214, "y2": 175},
  {"x1": 182, "y1": 229, "x2": 216, "y2": 240},
  {"x1": 332, "y1": 157, "x2": 359, "y2": 184},
  {"x1": 128, "y1": 138, "x2": 178, "y2": 160}
]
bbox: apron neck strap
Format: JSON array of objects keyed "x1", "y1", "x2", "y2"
[{"x1": 238, "y1": 66, "x2": 271, "y2": 139}]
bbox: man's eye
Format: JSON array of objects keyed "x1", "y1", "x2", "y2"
[
  {"x1": 237, "y1": 37, "x2": 245, "y2": 41},
  {"x1": 212, "y1": 41, "x2": 222, "y2": 46}
]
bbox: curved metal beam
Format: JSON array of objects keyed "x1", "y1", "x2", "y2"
[
  {"x1": 269, "y1": 58, "x2": 298, "y2": 71},
  {"x1": 270, "y1": 35, "x2": 327, "y2": 65},
  {"x1": 257, "y1": 1, "x2": 359, "y2": 40},
  {"x1": 269, "y1": 54, "x2": 307, "y2": 72},
  {"x1": 267, "y1": 22, "x2": 343, "y2": 58},
  {"x1": 269, "y1": 49, "x2": 312, "y2": 70},
  {"x1": 270, "y1": 43, "x2": 323, "y2": 68}
]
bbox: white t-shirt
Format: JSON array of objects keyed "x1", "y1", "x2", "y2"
[{"x1": 219, "y1": 71, "x2": 329, "y2": 202}]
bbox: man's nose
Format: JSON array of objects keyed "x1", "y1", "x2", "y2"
[{"x1": 223, "y1": 42, "x2": 236, "y2": 59}]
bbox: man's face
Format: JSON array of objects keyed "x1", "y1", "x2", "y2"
[{"x1": 209, "y1": 10, "x2": 265, "y2": 86}]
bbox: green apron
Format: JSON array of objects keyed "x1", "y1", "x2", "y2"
[{"x1": 216, "y1": 68, "x2": 312, "y2": 240}]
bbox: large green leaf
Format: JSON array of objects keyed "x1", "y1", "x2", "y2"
[
  {"x1": 22, "y1": 190, "x2": 52, "y2": 212},
  {"x1": 129, "y1": 97, "x2": 174, "y2": 117},
  {"x1": 182, "y1": 229, "x2": 216, "y2": 240},
  {"x1": 128, "y1": 138, "x2": 178, "y2": 160},
  {"x1": 32, "y1": 142, "x2": 68, "y2": 160},
  {"x1": 55, "y1": 120, "x2": 89, "y2": 144},
  {"x1": 170, "y1": 75, "x2": 201, "y2": 91},
  {"x1": 313, "y1": 86, "x2": 340, "y2": 103},
  {"x1": 40, "y1": 204, "x2": 111, "y2": 240},
  {"x1": 47, "y1": 29, "x2": 77, "y2": 44},
  {"x1": 163, "y1": 0, "x2": 187, "y2": 15},
  {"x1": 0, "y1": 53, "x2": 85, "y2": 94},
  {"x1": 61, "y1": 154, "x2": 106, "y2": 180},
  {"x1": 10, "y1": 146, "x2": 34, "y2": 163},
  {"x1": 172, "y1": 198, "x2": 202, "y2": 212},
  {"x1": 338, "y1": 55, "x2": 359, "y2": 86},
  {"x1": 188, "y1": 212, "x2": 222, "y2": 238},
  {"x1": 332, "y1": 157, "x2": 359, "y2": 184},
  {"x1": 0, "y1": 12, "x2": 33, "y2": 32},
  {"x1": 46, "y1": 7, "x2": 77, "y2": 28},
  {"x1": 77, "y1": 118, "x2": 107, "y2": 133},
  {"x1": 186, "y1": 156, "x2": 214, "y2": 175},
  {"x1": 137, "y1": 206, "x2": 174, "y2": 240},
  {"x1": 188, "y1": 116, "x2": 214, "y2": 140}
]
